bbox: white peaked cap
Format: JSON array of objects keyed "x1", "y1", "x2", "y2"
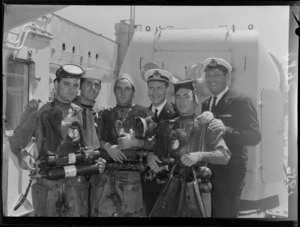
[
  {"x1": 82, "y1": 68, "x2": 105, "y2": 81},
  {"x1": 144, "y1": 68, "x2": 173, "y2": 84},
  {"x1": 203, "y1": 57, "x2": 232, "y2": 73}
]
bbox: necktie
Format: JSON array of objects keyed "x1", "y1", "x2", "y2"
[
  {"x1": 154, "y1": 108, "x2": 158, "y2": 122},
  {"x1": 211, "y1": 96, "x2": 217, "y2": 114}
]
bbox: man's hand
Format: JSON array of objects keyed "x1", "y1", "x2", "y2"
[
  {"x1": 209, "y1": 119, "x2": 226, "y2": 134},
  {"x1": 147, "y1": 152, "x2": 162, "y2": 173},
  {"x1": 25, "y1": 99, "x2": 40, "y2": 111},
  {"x1": 82, "y1": 148, "x2": 95, "y2": 155},
  {"x1": 196, "y1": 111, "x2": 214, "y2": 124},
  {"x1": 19, "y1": 149, "x2": 35, "y2": 170},
  {"x1": 117, "y1": 129, "x2": 140, "y2": 150},
  {"x1": 180, "y1": 152, "x2": 203, "y2": 167},
  {"x1": 95, "y1": 157, "x2": 106, "y2": 173},
  {"x1": 106, "y1": 144, "x2": 127, "y2": 163}
]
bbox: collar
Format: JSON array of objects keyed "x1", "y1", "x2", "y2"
[
  {"x1": 115, "y1": 103, "x2": 133, "y2": 110},
  {"x1": 76, "y1": 96, "x2": 96, "y2": 108},
  {"x1": 54, "y1": 98, "x2": 72, "y2": 108},
  {"x1": 80, "y1": 103, "x2": 94, "y2": 109},
  {"x1": 212, "y1": 86, "x2": 228, "y2": 105},
  {"x1": 151, "y1": 99, "x2": 167, "y2": 115}
]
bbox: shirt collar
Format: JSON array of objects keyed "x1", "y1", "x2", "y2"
[
  {"x1": 213, "y1": 86, "x2": 228, "y2": 105},
  {"x1": 74, "y1": 96, "x2": 96, "y2": 109},
  {"x1": 152, "y1": 99, "x2": 167, "y2": 115}
]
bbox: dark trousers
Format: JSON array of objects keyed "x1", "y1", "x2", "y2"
[
  {"x1": 211, "y1": 186, "x2": 243, "y2": 217},
  {"x1": 142, "y1": 180, "x2": 164, "y2": 215}
]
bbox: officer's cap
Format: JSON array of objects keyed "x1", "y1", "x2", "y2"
[
  {"x1": 173, "y1": 79, "x2": 196, "y2": 93},
  {"x1": 141, "y1": 62, "x2": 161, "y2": 81},
  {"x1": 203, "y1": 57, "x2": 232, "y2": 74},
  {"x1": 56, "y1": 64, "x2": 85, "y2": 79},
  {"x1": 144, "y1": 68, "x2": 173, "y2": 84},
  {"x1": 113, "y1": 73, "x2": 135, "y2": 91},
  {"x1": 82, "y1": 68, "x2": 105, "y2": 81}
]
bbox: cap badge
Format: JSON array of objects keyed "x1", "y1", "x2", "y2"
[
  {"x1": 209, "y1": 59, "x2": 218, "y2": 67},
  {"x1": 153, "y1": 70, "x2": 162, "y2": 78}
]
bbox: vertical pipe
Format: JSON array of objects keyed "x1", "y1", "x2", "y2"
[
  {"x1": 128, "y1": 6, "x2": 133, "y2": 45},
  {"x1": 129, "y1": 6, "x2": 135, "y2": 44},
  {"x1": 133, "y1": 6, "x2": 135, "y2": 29}
]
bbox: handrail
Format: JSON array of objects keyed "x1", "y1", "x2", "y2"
[
  {"x1": 4, "y1": 28, "x2": 53, "y2": 50},
  {"x1": 6, "y1": 24, "x2": 37, "y2": 45}
]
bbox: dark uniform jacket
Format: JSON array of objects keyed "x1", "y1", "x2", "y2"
[
  {"x1": 150, "y1": 101, "x2": 178, "y2": 122},
  {"x1": 143, "y1": 101, "x2": 178, "y2": 215},
  {"x1": 202, "y1": 89, "x2": 261, "y2": 188}
]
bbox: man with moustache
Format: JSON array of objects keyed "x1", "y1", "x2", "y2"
[
  {"x1": 8, "y1": 64, "x2": 106, "y2": 216},
  {"x1": 202, "y1": 57, "x2": 261, "y2": 217}
]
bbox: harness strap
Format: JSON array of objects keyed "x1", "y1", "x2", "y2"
[
  {"x1": 192, "y1": 167, "x2": 207, "y2": 217},
  {"x1": 83, "y1": 108, "x2": 87, "y2": 130},
  {"x1": 148, "y1": 162, "x2": 179, "y2": 217}
]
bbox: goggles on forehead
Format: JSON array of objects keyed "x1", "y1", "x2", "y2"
[{"x1": 56, "y1": 64, "x2": 85, "y2": 79}]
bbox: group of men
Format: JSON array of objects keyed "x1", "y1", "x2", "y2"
[{"x1": 9, "y1": 57, "x2": 261, "y2": 217}]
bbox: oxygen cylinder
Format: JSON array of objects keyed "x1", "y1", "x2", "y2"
[
  {"x1": 39, "y1": 150, "x2": 101, "y2": 168},
  {"x1": 39, "y1": 163, "x2": 100, "y2": 180},
  {"x1": 197, "y1": 166, "x2": 212, "y2": 182},
  {"x1": 199, "y1": 181, "x2": 212, "y2": 193}
]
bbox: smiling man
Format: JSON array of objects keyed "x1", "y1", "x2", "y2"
[
  {"x1": 73, "y1": 68, "x2": 102, "y2": 108},
  {"x1": 202, "y1": 57, "x2": 261, "y2": 217},
  {"x1": 73, "y1": 68, "x2": 104, "y2": 149},
  {"x1": 146, "y1": 68, "x2": 178, "y2": 121},
  {"x1": 141, "y1": 67, "x2": 178, "y2": 215}
]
